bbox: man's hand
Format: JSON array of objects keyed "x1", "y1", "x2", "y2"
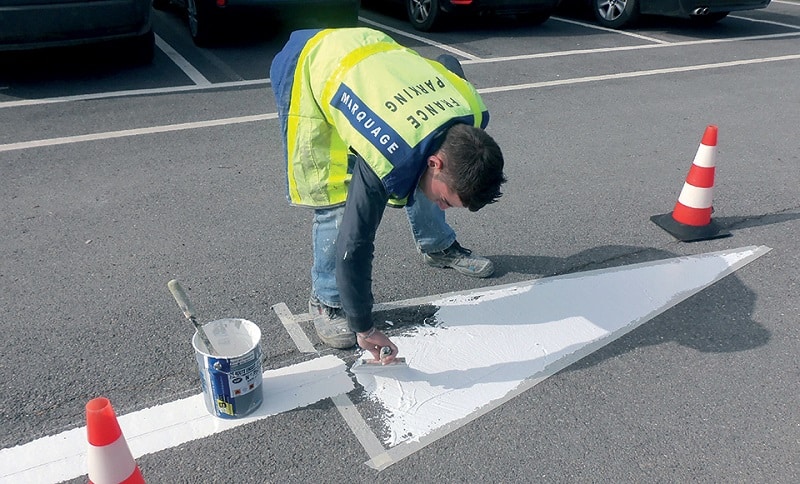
[{"x1": 356, "y1": 327, "x2": 398, "y2": 364}]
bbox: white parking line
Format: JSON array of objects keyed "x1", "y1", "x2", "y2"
[
  {"x1": 155, "y1": 34, "x2": 211, "y2": 86},
  {"x1": 272, "y1": 302, "x2": 316, "y2": 353},
  {"x1": 732, "y1": 14, "x2": 800, "y2": 29},
  {"x1": 1, "y1": 51, "x2": 798, "y2": 153},
  {"x1": 477, "y1": 53, "x2": 800, "y2": 93},
  {"x1": 358, "y1": 16, "x2": 482, "y2": 60},
  {"x1": 461, "y1": 31, "x2": 800, "y2": 65},
  {"x1": 0, "y1": 79, "x2": 268, "y2": 109},
  {"x1": 271, "y1": 302, "x2": 391, "y2": 469},
  {"x1": 0, "y1": 355, "x2": 354, "y2": 483},
  {"x1": 2, "y1": 30, "x2": 798, "y2": 110},
  {"x1": 0, "y1": 113, "x2": 275, "y2": 152},
  {"x1": 552, "y1": 16, "x2": 670, "y2": 43},
  {"x1": 2, "y1": 31, "x2": 795, "y2": 112}
]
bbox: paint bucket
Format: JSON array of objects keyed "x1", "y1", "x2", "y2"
[{"x1": 192, "y1": 318, "x2": 263, "y2": 419}]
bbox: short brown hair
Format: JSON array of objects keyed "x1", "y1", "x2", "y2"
[{"x1": 438, "y1": 123, "x2": 506, "y2": 212}]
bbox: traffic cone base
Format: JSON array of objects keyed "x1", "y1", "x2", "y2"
[
  {"x1": 652, "y1": 124, "x2": 729, "y2": 242},
  {"x1": 650, "y1": 213, "x2": 729, "y2": 242}
]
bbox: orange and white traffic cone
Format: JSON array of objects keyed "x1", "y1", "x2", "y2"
[
  {"x1": 86, "y1": 397, "x2": 145, "y2": 484},
  {"x1": 651, "y1": 124, "x2": 730, "y2": 241}
]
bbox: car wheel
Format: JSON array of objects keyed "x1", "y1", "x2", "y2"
[
  {"x1": 406, "y1": 0, "x2": 443, "y2": 32},
  {"x1": 188, "y1": 0, "x2": 216, "y2": 46},
  {"x1": 593, "y1": 0, "x2": 639, "y2": 29},
  {"x1": 690, "y1": 11, "x2": 729, "y2": 25}
]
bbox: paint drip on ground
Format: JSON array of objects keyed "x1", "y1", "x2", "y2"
[{"x1": 353, "y1": 247, "x2": 765, "y2": 447}]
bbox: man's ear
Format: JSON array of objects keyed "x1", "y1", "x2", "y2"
[{"x1": 428, "y1": 153, "x2": 444, "y2": 170}]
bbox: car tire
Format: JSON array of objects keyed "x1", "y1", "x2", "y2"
[
  {"x1": 152, "y1": 0, "x2": 170, "y2": 10},
  {"x1": 690, "y1": 11, "x2": 729, "y2": 25},
  {"x1": 188, "y1": 0, "x2": 216, "y2": 46},
  {"x1": 593, "y1": 0, "x2": 639, "y2": 29},
  {"x1": 406, "y1": 0, "x2": 444, "y2": 32}
]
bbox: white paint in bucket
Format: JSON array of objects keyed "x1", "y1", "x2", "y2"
[{"x1": 193, "y1": 318, "x2": 263, "y2": 419}]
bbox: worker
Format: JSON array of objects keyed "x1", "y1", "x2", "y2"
[{"x1": 270, "y1": 28, "x2": 506, "y2": 363}]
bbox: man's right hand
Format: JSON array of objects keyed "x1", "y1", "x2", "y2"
[{"x1": 356, "y1": 328, "x2": 398, "y2": 364}]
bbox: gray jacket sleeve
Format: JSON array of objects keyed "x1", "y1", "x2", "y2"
[{"x1": 335, "y1": 155, "x2": 389, "y2": 333}]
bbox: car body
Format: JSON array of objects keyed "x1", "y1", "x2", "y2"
[
  {"x1": 589, "y1": 0, "x2": 771, "y2": 28},
  {"x1": 388, "y1": 0, "x2": 562, "y2": 31},
  {"x1": 153, "y1": 0, "x2": 360, "y2": 46},
  {"x1": 0, "y1": 0, "x2": 155, "y2": 62}
]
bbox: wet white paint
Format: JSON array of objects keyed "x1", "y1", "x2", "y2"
[
  {"x1": 194, "y1": 318, "x2": 261, "y2": 357},
  {"x1": 355, "y1": 247, "x2": 769, "y2": 448},
  {"x1": 0, "y1": 355, "x2": 353, "y2": 483}
]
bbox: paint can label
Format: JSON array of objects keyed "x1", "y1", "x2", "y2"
[{"x1": 193, "y1": 318, "x2": 264, "y2": 419}]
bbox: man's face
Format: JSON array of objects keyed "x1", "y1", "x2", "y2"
[{"x1": 420, "y1": 154, "x2": 464, "y2": 210}]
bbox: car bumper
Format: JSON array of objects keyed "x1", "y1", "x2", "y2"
[
  {"x1": 210, "y1": 0, "x2": 356, "y2": 7},
  {"x1": 641, "y1": 0, "x2": 771, "y2": 16},
  {"x1": 0, "y1": 0, "x2": 151, "y2": 51},
  {"x1": 441, "y1": 0, "x2": 561, "y2": 14}
]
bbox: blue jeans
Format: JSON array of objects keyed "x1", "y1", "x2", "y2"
[{"x1": 311, "y1": 188, "x2": 455, "y2": 307}]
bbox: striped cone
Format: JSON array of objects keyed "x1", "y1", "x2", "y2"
[
  {"x1": 86, "y1": 397, "x2": 145, "y2": 484},
  {"x1": 651, "y1": 125, "x2": 730, "y2": 242}
]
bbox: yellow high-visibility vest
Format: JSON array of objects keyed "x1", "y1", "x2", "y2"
[{"x1": 272, "y1": 28, "x2": 489, "y2": 208}]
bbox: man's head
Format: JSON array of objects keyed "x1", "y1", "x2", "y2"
[{"x1": 419, "y1": 123, "x2": 506, "y2": 212}]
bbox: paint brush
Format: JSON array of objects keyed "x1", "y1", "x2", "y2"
[
  {"x1": 350, "y1": 346, "x2": 408, "y2": 374},
  {"x1": 167, "y1": 279, "x2": 218, "y2": 355}
]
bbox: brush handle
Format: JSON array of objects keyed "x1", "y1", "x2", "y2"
[
  {"x1": 168, "y1": 279, "x2": 195, "y2": 320},
  {"x1": 168, "y1": 279, "x2": 217, "y2": 354}
]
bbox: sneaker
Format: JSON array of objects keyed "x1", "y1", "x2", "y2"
[
  {"x1": 422, "y1": 241, "x2": 494, "y2": 278},
  {"x1": 308, "y1": 296, "x2": 356, "y2": 349}
]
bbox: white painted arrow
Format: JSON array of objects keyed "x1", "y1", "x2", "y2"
[
  {"x1": 358, "y1": 245, "x2": 771, "y2": 469},
  {"x1": 0, "y1": 246, "x2": 771, "y2": 479}
]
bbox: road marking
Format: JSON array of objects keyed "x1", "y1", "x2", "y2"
[
  {"x1": 2, "y1": 50, "x2": 798, "y2": 154},
  {"x1": 155, "y1": 34, "x2": 211, "y2": 86},
  {"x1": 0, "y1": 113, "x2": 275, "y2": 152},
  {"x1": 552, "y1": 16, "x2": 670, "y2": 43},
  {"x1": 2, "y1": 31, "x2": 798, "y2": 110},
  {"x1": 359, "y1": 246, "x2": 771, "y2": 470},
  {"x1": 358, "y1": 16, "x2": 482, "y2": 60},
  {"x1": 0, "y1": 79, "x2": 268, "y2": 109},
  {"x1": 0, "y1": 246, "x2": 773, "y2": 479},
  {"x1": 0, "y1": 355, "x2": 353, "y2": 483},
  {"x1": 272, "y1": 302, "x2": 316, "y2": 353},
  {"x1": 478, "y1": 53, "x2": 800, "y2": 94},
  {"x1": 732, "y1": 14, "x2": 800, "y2": 29},
  {"x1": 270, "y1": 302, "x2": 391, "y2": 469},
  {"x1": 461, "y1": 31, "x2": 800, "y2": 65}
]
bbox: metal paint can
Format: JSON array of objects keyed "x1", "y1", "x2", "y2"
[{"x1": 192, "y1": 318, "x2": 263, "y2": 419}]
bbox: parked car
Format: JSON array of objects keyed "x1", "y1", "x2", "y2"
[
  {"x1": 588, "y1": 0, "x2": 771, "y2": 29},
  {"x1": 153, "y1": 0, "x2": 360, "y2": 46},
  {"x1": 381, "y1": 0, "x2": 562, "y2": 31},
  {"x1": 0, "y1": 0, "x2": 155, "y2": 63}
]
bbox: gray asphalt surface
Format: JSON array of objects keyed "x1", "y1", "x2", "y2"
[{"x1": 2, "y1": 3, "x2": 799, "y2": 482}]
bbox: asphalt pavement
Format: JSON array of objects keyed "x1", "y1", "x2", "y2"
[{"x1": 1, "y1": 2, "x2": 799, "y2": 482}]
